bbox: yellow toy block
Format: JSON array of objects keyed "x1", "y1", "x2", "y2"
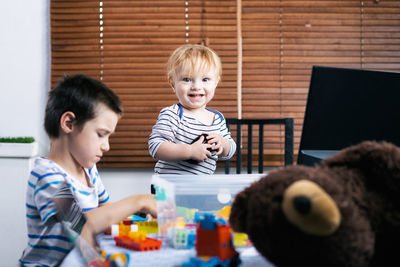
[
  {"x1": 233, "y1": 232, "x2": 250, "y2": 247},
  {"x1": 134, "y1": 220, "x2": 159, "y2": 234},
  {"x1": 215, "y1": 206, "x2": 231, "y2": 220},
  {"x1": 128, "y1": 231, "x2": 147, "y2": 242}
]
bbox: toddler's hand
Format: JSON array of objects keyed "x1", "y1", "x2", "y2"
[
  {"x1": 205, "y1": 133, "x2": 228, "y2": 156},
  {"x1": 190, "y1": 135, "x2": 212, "y2": 161}
]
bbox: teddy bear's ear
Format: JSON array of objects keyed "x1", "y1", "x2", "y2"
[
  {"x1": 229, "y1": 189, "x2": 250, "y2": 233},
  {"x1": 323, "y1": 141, "x2": 399, "y2": 174}
]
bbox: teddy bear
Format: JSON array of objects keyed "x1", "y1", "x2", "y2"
[{"x1": 229, "y1": 141, "x2": 400, "y2": 267}]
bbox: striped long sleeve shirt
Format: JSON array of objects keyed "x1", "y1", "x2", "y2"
[
  {"x1": 148, "y1": 104, "x2": 236, "y2": 175},
  {"x1": 20, "y1": 158, "x2": 109, "y2": 267}
]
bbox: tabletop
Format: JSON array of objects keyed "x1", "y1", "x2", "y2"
[{"x1": 61, "y1": 234, "x2": 275, "y2": 267}]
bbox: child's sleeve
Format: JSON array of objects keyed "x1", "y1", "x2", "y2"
[
  {"x1": 148, "y1": 107, "x2": 179, "y2": 158},
  {"x1": 90, "y1": 165, "x2": 110, "y2": 205},
  {"x1": 218, "y1": 114, "x2": 237, "y2": 160},
  {"x1": 32, "y1": 171, "x2": 68, "y2": 224}
]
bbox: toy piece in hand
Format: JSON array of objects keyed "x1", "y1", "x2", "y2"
[
  {"x1": 192, "y1": 133, "x2": 217, "y2": 152},
  {"x1": 186, "y1": 133, "x2": 217, "y2": 164},
  {"x1": 229, "y1": 141, "x2": 400, "y2": 267}
]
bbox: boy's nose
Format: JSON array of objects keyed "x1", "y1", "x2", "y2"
[
  {"x1": 101, "y1": 141, "x2": 110, "y2": 152},
  {"x1": 191, "y1": 79, "x2": 201, "y2": 89}
]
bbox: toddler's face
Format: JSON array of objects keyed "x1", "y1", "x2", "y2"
[
  {"x1": 171, "y1": 59, "x2": 219, "y2": 112},
  {"x1": 69, "y1": 103, "x2": 119, "y2": 169}
]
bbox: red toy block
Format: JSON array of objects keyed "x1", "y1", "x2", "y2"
[
  {"x1": 122, "y1": 219, "x2": 132, "y2": 225},
  {"x1": 114, "y1": 236, "x2": 162, "y2": 251},
  {"x1": 196, "y1": 224, "x2": 238, "y2": 261},
  {"x1": 104, "y1": 227, "x2": 111, "y2": 235}
]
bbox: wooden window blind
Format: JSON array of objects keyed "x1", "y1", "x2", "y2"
[{"x1": 51, "y1": 0, "x2": 400, "y2": 168}]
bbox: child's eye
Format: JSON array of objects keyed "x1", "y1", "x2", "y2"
[
  {"x1": 97, "y1": 132, "x2": 104, "y2": 138},
  {"x1": 183, "y1": 77, "x2": 191, "y2": 82},
  {"x1": 203, "y1": 77, "x2": 210, "y2": 82}
]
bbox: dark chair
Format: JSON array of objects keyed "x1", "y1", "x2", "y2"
[{"x1": 224, "y1": 118, "x2": 294, "y2": 174}]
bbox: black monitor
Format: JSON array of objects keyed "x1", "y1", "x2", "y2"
[{"x1": 298, "y1": 66, "x2": 400, "y2": 166}]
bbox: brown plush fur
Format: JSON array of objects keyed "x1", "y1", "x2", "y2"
[{"x1": 229, "y1": 141, "x2": 400, "y2": 267}]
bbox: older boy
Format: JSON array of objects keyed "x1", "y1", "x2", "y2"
[{"x1": 20, "y1": 74, "x2": 156, "y2": 266}]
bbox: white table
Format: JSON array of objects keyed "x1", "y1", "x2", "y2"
[{"x1": 61, "y1": 234, "x2": 274, "y2": 267}]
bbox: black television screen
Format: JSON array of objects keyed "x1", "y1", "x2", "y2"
[{"x1": 297, "y1": 66, "x2": 400, "y2": 165}]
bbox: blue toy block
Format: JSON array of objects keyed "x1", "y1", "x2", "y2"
[{"x1": 199, "y1": 213, "x2": 216, "y2": 230}]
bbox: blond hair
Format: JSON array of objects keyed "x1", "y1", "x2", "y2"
[{"x1": 167, "y1": 44, "x2": 222, "y2": 82}]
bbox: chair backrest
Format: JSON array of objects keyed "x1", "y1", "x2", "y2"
[{"x1": 224, "y1": 118, "x2": 294, "y2": 174}]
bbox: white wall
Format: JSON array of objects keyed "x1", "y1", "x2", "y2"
[
  {"x1": 0, "y1": 1, "x2": 50, "y2": 151},
  {"x1": 0, "y1": 157, "x2": 35, "y2": 265},
  {"x1": 0, "y1": 0, "x2": 50, "y2": 264},
  {"x1": 99, "y1": 168, "x2": 154, "y2": 201}
]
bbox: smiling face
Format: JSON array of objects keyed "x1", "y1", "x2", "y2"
[
  {"x1": 68, "y1": 103, "x2": 120, "y2": 169},
  {"x1": 170, "y1": 58, "x2": 219, "y2": 112}
]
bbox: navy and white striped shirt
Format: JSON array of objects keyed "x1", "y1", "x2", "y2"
[
  {"x1": 20, "y1": 158, "x2": 109, "y2": 267},
  {"x1": 149, "y1": 104, "x2": 236, "y2": 174}
]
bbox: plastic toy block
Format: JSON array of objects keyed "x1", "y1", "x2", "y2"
[
  {"x1": 194, "y1": 212, "x2": 237, "y2": 260},
  {"x1": 111, "y1": 220, "x2": 138, "y2": 236},
  {"x1": 127, "y1": 231, "x2": 146, "y2": 242},
  {"x1": 199, "y1": 213, "x2": 217, "y2": 230},
  {"x1": 101, "y1": 251, "x2": 130, "y2": 267},
  {"x1": 181, "y1": 256, "x2": 222, "y2": 267},
  {"x1": 181, "y1": 256, "x2": 241, "y2": 267},
  {"x1": 233, "y1": 232, "x2": 251, "y2": 247},
  {"x1": 134, "y1": 220, "x2": 158, "y2": 234},
  {"x1": 87, "y1": 258, "x2": 104, "y2": 267},
  {"x1": 175, "y1": 217, "x2": 186, "y2": 228},
  {"x1": 170, "y1": 226, "x2": 197, "y2": 249},
  {"x1": 196, "y1": 224, "x2": 238, "y2": 261},
  {"x1": 118, "y1": 222, "x2": 131, "y2": 236},
  {"x1": 215, "y1": 206, "x2": 231, "y2": 220},
  {"x1": 111, "y1": 224, "x2": 138, "y2": 237},
  {"x1": 187, "y1": 232, "x2": 196, "y2": 249},
  {"x1": 153, "y1": 185, "x2": 166, "y2": 201},
  {"x1": 122, "y1": 219, "x2": 131, "y2": 227},
  {"x1": 105, "y1": 216, "x2": 143, "y2": 235},
  {"x1": 194, "y1": 213, "x2": 227, "y2": 229},
  {"x1": 114, "y1": 236, "x2": 162, "y2": 251},
  {"x1": 104, "y1": 227, "x2": 111, "y2": 235},
  {"x1": 215, "y1": 217, "x2": 228, "y2": 225},
  {"x1": 172, "y1": 228, "x2": 188, "y2": 248},
  {"x1": 176, "y1": 206, "x2": 199, "y2": 222},
  {"x1": 127, "y1": 214, "x2": 147, "y2": 222}
]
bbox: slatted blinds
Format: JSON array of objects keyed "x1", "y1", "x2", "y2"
[{"x1": 51, "y1": 0, "x2": 400, "y2": 168}]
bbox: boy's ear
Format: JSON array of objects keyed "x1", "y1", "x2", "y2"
[
  {"x1": 168, "y1": 78, "x2": 175, "y2": 92},
  {"x1": 60, "y1": 111, "x2": 76, "y2": 133}
]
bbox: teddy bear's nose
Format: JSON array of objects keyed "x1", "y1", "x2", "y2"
[{"x1": 293, "y1": 196, "x2": 311, "y2": 214}]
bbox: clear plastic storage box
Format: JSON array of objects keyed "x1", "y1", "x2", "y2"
[{"x1": 151, "y1": 174, "x2": 264, "y2": 243}]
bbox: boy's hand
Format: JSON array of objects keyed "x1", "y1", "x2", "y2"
[
  {"x1": 205, "y1": 133, "x2": 229, "y2": 156},
  {"x1": 190, "y1": 135, "x2": 212, "y2": 162},
  {"x1": 138, "y1": 194, "x2": 157, "y2": 218}
]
